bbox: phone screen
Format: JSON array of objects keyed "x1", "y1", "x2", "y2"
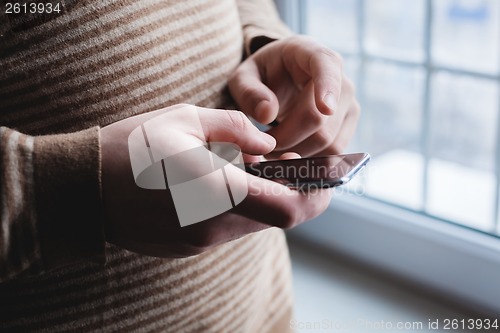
[{"x1": 244, "y1": 153, "x2": 370, "y2": 189}]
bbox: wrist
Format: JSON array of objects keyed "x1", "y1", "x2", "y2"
[{"x1": 34, "y1": 127, "x2": 105, "y2": 269}]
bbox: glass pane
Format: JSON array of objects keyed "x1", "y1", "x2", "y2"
[
  {"x1": 343, "y1": 57, "x2": 360, "y2": 83},
  {"x1": 427, "y1": 73, "x2": 498, "y2": 230},
  {"x1": 432, "y1": 0, "x2": 500, "y2": 74},
  {"x1": 303, "y1": 0, "x2": 358, "y2": 53},
  {"x1": 361, "y1": 62, "x2": 425, "y2": 209},
  {"x1": 364, "y1": 0, "x2": 426, "y2": 62}
]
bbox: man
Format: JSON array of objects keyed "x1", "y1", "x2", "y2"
[{"x1": 0, "y1": 0, "x2": 359, "y2": 331}]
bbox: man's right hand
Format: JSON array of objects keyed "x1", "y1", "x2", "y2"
[{"x1": 100, "y1": 104, "x2": 332, "y2": 257}]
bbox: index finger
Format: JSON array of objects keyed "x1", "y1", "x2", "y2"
[{"x1": 284, "y1": 37, "x2": 343, "y2": 116}]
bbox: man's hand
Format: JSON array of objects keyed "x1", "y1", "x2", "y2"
[
  {"x1": 228, "y1": 35, "x2": 360, "y2": 157},
  {"x1": 100, "y1": 105, "x2": 331, "y2": 257}
]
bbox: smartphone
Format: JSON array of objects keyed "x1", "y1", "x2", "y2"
[{"x1": 245, "y1": 152, "x2": 370, "y2": 189}]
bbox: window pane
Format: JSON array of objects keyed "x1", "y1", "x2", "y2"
[
  {"x1": 362, "y1": 62, "x2": 425, "y2": 155},
  {"x1": 364, "y1": 0, "x2": 426, "y2": 62},
  {"x1": 432, "y1": 0, "x2": 500, "y2": 74},
  {"x1": 343, "y1": 57, "x2": 360, "y2": 83},
  {"x1": 303, "y1": 0, "x2": 358, "y2": 53},
  {"x1": 361, "y1": 62, "x2": 425, "y2": 209},
  {"x1": 298, "y1": 0, "x2": 500, "y2": 235},
  {"x1": 427, "y1": 73, "x2": 498, "y2": 230}
]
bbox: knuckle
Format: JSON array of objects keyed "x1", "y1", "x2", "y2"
[
  {"x1": 315, "y1": 129, "x2": 334, "y2": 148},
  {"x1": 227, "y1": 110, "x2": 248, "y2": 132},
  {"x1": 342, "y1": 76, "x2": 355, "y2": 96},
  {"x1": 307, "y1": 110, "x2": 325, "y2": 128},
  {"x1": 318, "y1": 47, "x2": 343, "y2": 64}
]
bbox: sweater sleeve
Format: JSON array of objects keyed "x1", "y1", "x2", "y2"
[
  {"x1": 236, "y1": 0, "x2": 293, "y2": 55},
  {"x1": 0, "y1": 126, "x2": 105, "y2": 283}
]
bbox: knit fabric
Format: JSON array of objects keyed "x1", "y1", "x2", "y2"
[{"x1": 0, "y1": 0, "x2": 294, "y2": 332}]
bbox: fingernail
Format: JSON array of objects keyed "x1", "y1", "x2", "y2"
[
  {"x1": 323, "y1": 93, "x2": 336, "y2": 114},
  {"x1": 256, "y1": 100, "x2": 268, "y2": 117},
  {"x1": 256, "y1": 100, "x2": 276, "y2": 124}
]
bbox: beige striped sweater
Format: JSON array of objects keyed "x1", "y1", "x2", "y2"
[{"x1": 0, "y1": 1, "x2": 295, "y2": 332}]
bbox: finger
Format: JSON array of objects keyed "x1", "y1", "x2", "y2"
[
  {"x1": 196, "y1": 146, "x2": 332, "y2": 229},
  {"x1": 286, "y1": 109, "x2": 343, "y2": 157},
  {"x1": 298, "y1": 100, "x2": 360, "y2": 157},
  {"x1": 311, "y1": 51, "x2": 343, "y2": 116},
  {"x1": 242, "y1": 153, "x2": 264, "y2": 163},
  {"x1": 273, "y1": 75, "x2": 356, "y2": 156},
  {"x1": 232, "y1": 174, "x2": 332, "y2": 229},
  {"x1": 198, "y1": 109, "x2": 276, "y2": 155},
  {"x1": 279, "y1": 152, "x2": 301, "y2": 160},
  {"x1": 316, "y1": 101, "x2": 361, "y2": 156},
  {"x1": 285, "y1": 38, "x2": 343, "y2": 116},
  {"x1": 269, "y1": 108, "x2": 340, "y2": 158},
  {"x1": 228, "y1": 61, "x2": 280, "y2": 125},
  {"x1": 266, "y1": 81, "x2": 328, "y2": 150},
  {"x1": 319, "y1": 75, "x2": 355, "y2": 142},
  {"x1": 285, "y1": 126, "x2": 337, "y2": 157},
  {"x1": 150, "y1": 103, "x2": 328, "y2": 233}
]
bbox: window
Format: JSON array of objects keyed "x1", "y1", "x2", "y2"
[
  {"x1": 293, "y1": 0, "x2": 500, "y2": 235},
  {"x1": 277, "y1": 0, "x2": 500, "y2": 315}
]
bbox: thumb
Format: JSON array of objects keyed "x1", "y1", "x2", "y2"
[
  {"x1": 228, "y1": 61, "x2": 279, "y2": 125},
  {"x1": 198, "y1": 109, "x2": 276, "y2": 155}
]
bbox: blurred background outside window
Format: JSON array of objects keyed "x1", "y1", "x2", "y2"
[{"x1": 301, "y1": 0, "x2": 500, "y2": 235}]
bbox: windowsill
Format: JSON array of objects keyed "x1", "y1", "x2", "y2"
[
  {"x1": 288, "y1": 237, "x2": 494, "y2": 332},
  {"x1": 287, "y1": 195, "x2": 500, "y2": 317}
]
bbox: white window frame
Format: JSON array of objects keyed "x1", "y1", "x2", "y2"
[{"x1": 276, "y1": 0, "x2": 500, "y2": 315}]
